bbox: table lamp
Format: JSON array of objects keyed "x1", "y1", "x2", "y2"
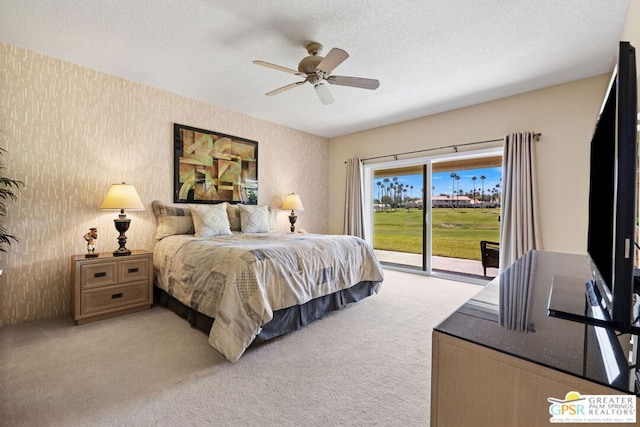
[
  {"x1": 282, "y1": 193, "x2": 304, "y2": 232},
  {"x1": 100, "y1": 182, "x2": 145, "y2": 256}
]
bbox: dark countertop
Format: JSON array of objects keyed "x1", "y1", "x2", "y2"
[{"x1": 434, "y1": 250, "x2": 637, "y2": 394}]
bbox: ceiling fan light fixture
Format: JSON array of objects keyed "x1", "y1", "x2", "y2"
[{"x1": 314, "y1": 83, "x2": 334, "y2": 105}]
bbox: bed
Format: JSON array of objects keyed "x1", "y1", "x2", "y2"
[{"x1": 151, "y1": 201, "x2": 384, "y2": 362}]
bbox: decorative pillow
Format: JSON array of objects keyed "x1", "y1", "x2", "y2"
[
  {"x1": 226, "y1": 204, "x2": 241, "y2": 232},
  {"x1": 237, "y1": 204, "x2": 270, "y2": 233},
  {"x1": 190, "y1": 203, "x2": 233, "y2": 238},
  {"x1": 151, "y1": 200, "x2": 195, "y2": 240}
]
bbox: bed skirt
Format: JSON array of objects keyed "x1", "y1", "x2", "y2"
[{"x1": 154, "y1": 281, "x2": 380, "y2": 343}]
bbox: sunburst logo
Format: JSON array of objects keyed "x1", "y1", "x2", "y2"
[{"x1": 548, "y1": 391, "x2": 586, "y2": 417}]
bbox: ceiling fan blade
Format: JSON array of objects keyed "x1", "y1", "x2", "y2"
[
  {"x1": 326, "y1": 75, "x2": 380, "y2": 90},
  {"x1": 314, "y1": 83, "x2": 334, "y2": 105},
  {"x1": 265, "y1": 81, "x2": 306, "y2": 96},
  {"x1": 253, "y1": 60, "x2": 305, "y2": 76},
  {"x1": 316, "y1": 48, "x2": 349, "y2": 74}
]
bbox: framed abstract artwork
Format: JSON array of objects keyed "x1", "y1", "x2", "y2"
[{"x1": 174, "y1": 123, "x2": 258, "y2": 204}]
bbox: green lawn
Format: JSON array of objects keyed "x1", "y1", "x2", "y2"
[{"x1": 373, "y1": 207, "x2": 500, "y2": 261}]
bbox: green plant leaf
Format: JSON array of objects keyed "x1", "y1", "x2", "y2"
[{"x1": 0, "y1": 145, "x2": 24, "y2": 252}]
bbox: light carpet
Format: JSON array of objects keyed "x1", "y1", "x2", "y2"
[{"x1": 0, "y1": 270, "x2": 481, "y2": 426}]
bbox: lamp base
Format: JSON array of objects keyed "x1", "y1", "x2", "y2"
[
  {"x1": 113, "y1": 217, "x2": 132, "y2": 256},
  {"x1": 288, "y1": 212, "x2": 297, "y2": 233}
]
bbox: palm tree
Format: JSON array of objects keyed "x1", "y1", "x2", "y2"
[
  {"x1": 455, "y1": 174, "x2": 461, "y2": 208},
  {"x1": 399, "y1": 183, "x2": 405, "y2": 204},
  {"x1": 383, "y1": 178, "x2": 390, "y2": 208},
  {"x1": 376, "y1": 181, "x2": 382, "y2": 204},
  {"x1": 480, "y1": 175, "x2": 486, "y2": 208},
  {"x1": 390, "y1": 183, "x2": 396, "y2": 208},
  {"x1": 391, "y1": 183, "x2": 396, "y2": 205},
  {"x1": 450, "y1": 173, "x2": 456, "y2": 208},
  {"x1": 471, "y1": 176, "x2": 477, "y2": 207}
]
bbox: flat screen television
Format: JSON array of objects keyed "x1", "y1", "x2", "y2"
[{"x1": 586, "y1": 41, "x2": 638, "y2": 333}]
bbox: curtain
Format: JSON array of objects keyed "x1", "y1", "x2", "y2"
[
  {"x1": 343, "y1": 158, "x2": 364, "y2": 238},
  {"x1": 499, "y1": 132, "x2": 542, "y2": 271}
]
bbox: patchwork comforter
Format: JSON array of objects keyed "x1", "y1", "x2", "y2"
[{"x1": 154, "y1": 233, "x2": 384, "y2": 362}]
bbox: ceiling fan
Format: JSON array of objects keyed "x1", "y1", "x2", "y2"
[{"x1": 253, "y1": 42, "x2": 380, "y2": 105}]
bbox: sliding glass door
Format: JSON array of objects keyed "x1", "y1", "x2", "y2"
[
  {"x1": 364, "y1": 148, "x2": 502, "y2": 279},
  {"x1": 372, "y1": 165, "x2": 426, "y2": 268},
  {"x1": 430, "y1": 156, "x2": 502, "y2": 278}
]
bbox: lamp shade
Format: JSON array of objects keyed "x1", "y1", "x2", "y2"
[
  {"x1": 100, "y1": 183, "x2": 145, "y2": 210},
  {"x1": 282, "y1": 194, "x2": 304, "y2": 211}
]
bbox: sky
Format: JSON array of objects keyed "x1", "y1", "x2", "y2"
[{"x1": 374, "y1": 166, "x2": 502, "y2": 199}]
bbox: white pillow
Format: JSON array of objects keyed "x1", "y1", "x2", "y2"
[
  {"x1": 237, "y1": 204, "x2": 270, "y2": 233},
  {"x1": 190, "y1": 203, "x2": 233, "y2": 238}
]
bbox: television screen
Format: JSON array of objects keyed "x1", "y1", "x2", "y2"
[
  {"x1": 587, "y1": 41, "x2": 637, "y2": 332},
  {"x1": 586, "y1": 73, "x2": 616, "y2": 292}
]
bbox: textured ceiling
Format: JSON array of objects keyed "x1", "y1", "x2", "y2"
[{"x1": 0, "y1": 0, "x2": 631, "y2": 138}]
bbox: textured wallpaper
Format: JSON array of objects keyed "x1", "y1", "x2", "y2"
[{"x1": 0, "y1": 43, "x2": 329, "y2": 326}]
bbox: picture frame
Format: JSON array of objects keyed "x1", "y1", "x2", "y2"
[{"x1": 174, "y1": 123, "x2": 258, "y2": 204}]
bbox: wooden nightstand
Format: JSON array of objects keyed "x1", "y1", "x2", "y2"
[{"x1": 70, "y1": 249, "x2": 153, "y2": 325}]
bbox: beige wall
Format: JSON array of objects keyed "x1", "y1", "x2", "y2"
[
  {"x1": 328, "y1": 74, "x2": 611, "y2": 254},
  {"x1": 622, "y1": 1, "x2": 640, "y2": 53},
  {"x1": 0, "y1": 43, "x2": 329, "y2": 326}
]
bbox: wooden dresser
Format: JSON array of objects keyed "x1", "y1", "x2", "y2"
[
  {"x1": 70, "y1": 249, "x2": 153, "y2": 325},
  {"x1": 431, "y1": 251, "x2": 640, "y2": 426}
]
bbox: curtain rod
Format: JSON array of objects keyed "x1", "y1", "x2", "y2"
[{"x1": 346, "y1": 132, "x2": 541, "y2": 163}]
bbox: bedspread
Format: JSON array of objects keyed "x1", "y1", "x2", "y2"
[{"x1": 154, "y1": 233, "x2": 384, "y2": 361}]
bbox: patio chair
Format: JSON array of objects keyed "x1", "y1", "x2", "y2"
[{"x1": 480, "y1": 240, "x2": 500, "y2": 276}]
